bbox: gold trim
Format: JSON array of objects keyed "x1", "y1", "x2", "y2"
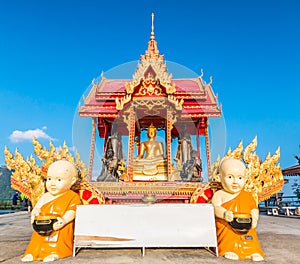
[
  {"x1": 181, "y1": 114, "x2": 222, "y2": 118},
  {"x1": 133, "y1": 98, "x2": 166, "y2": 110},
  {"x1": 91, "y1": 181, "x2": 202, "y2": 195}
]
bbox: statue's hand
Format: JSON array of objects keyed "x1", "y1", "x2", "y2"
[
  {"x1": 30, "y1": 207, "x2": 40, "y2": 224},
  {"x1": 53, "y1": 216, "x2": 65, "y2": 231},
  {"x1": 223, "y1": 210, "x2": 234, "y2": 222},
  {"x1": 251, "y1": 218, "x2": 258, "y2": 229},
  {"x1": 251, "y1": 208, "x2": 259, "y2": 229}
]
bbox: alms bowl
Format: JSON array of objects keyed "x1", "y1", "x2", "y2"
[
  {"x1": 32, "y1": 215, "x2": 58, "y2": 236},
  {"x1": 229, "y1": 213, "x2": 252, "y2": 234}
]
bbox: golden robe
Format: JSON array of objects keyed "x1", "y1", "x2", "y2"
[
  {"x1": 216, "y1": 190, "x2": 264, "y2": 259},
  {"x1": 24, "y1": 190, "x2": 81, "y2": 260}
]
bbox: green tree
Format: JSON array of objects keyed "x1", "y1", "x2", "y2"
[
  {"x1": 291, "y1": 179, "x2": 300, "y2": 199},
  {"x1": 0, "y1": 166, "x2": 14, "y2": 199}
]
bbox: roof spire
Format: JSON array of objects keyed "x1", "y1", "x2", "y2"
[
  {"x1": 151, "y1": 13, "x2": 155, "y2": 40},
  {"x1": 140, "y1": 12, "x2": 164, "y2": 61}
]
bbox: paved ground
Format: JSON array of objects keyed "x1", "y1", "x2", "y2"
[{"x1": 0, "y1": 211, "x2": 300, "y2": 264}]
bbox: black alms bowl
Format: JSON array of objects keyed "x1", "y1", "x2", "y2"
[
  {"x1": 32, "y1": 216, "x2": 58, "y2": 236},
  {"x1": 229, "y1": 213, "x2": 252, "y2": 234}
]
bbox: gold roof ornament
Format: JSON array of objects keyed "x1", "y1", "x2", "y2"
[
  {"x1": 140, "y1": 13, "x2": 163, "y2": 61},
  {"x1": 167, "y1": 94, "x2": 184, "y2": 110},
  {"x1": 211, "y1": 137, "x2": 284, "y2": 204},
  {"x1": 115, "y1": 94, "x2": 132, "y2": 110}
]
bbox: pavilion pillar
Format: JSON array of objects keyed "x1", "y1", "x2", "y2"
[
  {"x1": 87, "y1": 117, "x2": 97, "y2": 181},
  {"x1": 196, "y1": 121, "x2": 201, "y2": 176},
  {"x1": 135, "y1": 122, "x2": 141, "y2": 155},
  {"x1": 196, "y1": 121, "x2": 201, "y2": 160},
  {"x1": 166, "y1": 109, "x2": 173, "y2": 181},
  {"x1": 103, "y1": 121, "x2": 109, "y2": 153},
  {"x1": 204, "y1": 118, "x2": 212, "y2": 181},
  {"x1": 126, "y1": 106, "x2": 136, "y2": 181}
]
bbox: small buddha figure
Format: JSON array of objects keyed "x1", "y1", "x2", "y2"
[
  {"x1": 211, "y1": 158, "x2": 264, "y2": 261},
  {"x1": 136, "y1": 124, "x2": 164, "y2": 161},
  {"x1": 133, "y1": 124, "x2": 168, "y2": 181}
]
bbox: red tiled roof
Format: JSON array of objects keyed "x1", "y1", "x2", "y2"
[{"x1": 79, "y1": 77, "x2": 221, "y2": 118}]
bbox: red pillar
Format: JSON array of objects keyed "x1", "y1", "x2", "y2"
[
  {"x1": 126, "y1": 106, "x2": 135, "y2": 181},
  {"x1": 166, "y1": 109, "x2": 172, "y2": 181},
  {"x1": 204, "y1": 118, "x2": 212, "y2": 181},
  {"x1": 87, "y1": 118, "x2": 97, "y2": 181}
]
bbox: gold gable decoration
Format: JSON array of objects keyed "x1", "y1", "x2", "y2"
[
  {"x1": 4, "y1": 137, "x2": 90, "y2": 207},
  {"x1": 128, "y1": 59, "x2": 176, "y2": 95},
  {"x1": 211, "y1": 137, "x2": 284, "y2": 204}
]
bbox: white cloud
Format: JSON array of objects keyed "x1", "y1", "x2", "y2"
[{"x1": 9, "y1": 127, "x2": 54, "y2": 143}]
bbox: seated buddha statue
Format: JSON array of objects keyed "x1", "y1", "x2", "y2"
[{"x1": 133, "y1": 124, "x2": 168, "y2": 181}]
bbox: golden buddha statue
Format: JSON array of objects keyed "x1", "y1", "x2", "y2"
[{"x1": 133, "y1": 124, "x2": 168, "y2": 181}]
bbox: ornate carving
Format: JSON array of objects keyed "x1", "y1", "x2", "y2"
[
  {"x1": 207, "y1": 76, "x2": 213, "y2": 86},
  {"x1": 4, "y1": 138, "x2": 88, "y2": 206},
  {"x1": 133, "y1": 98, "x2": 166, "y2": 110},
  {"x1": 115, "y1": 94, "x2": 132, "y2": 110},
  {"x1": 136, "y1": 74, "x2": 164, "y2": 96},
  {"x1": 123, "y1": 113, "x2": 130, "y2": 128},
  {"x1": 167, "y1": 110, "x2": 177, "y2": 125},
  {"x1": 168, "y1": 95, "x2": 184, "y2": 110}
]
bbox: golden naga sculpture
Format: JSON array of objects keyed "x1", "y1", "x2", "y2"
[
  {"x1": 4, "y1": 137, "x2": 104, "y2": 206},
  {"x1": 210, "y1": 137, "x2": 284, "y2": 205},
  {"x1": 4, "y1": 146, "x2": 44, "y2": 208}
]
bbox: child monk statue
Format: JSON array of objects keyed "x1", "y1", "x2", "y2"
[
  {"x1": 211, "y1": 158, "x2": 264, "y2": 261},
  {"x1": 22, "y1": 160, "x2": 81, "y2": 262}
]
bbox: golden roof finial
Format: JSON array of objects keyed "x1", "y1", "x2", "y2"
[
  {"x1": 151, "y1": 13, "x2": 155, "y2": 40},
  {"x1": 140, "y1": 12, "x2": 164, "y2": 61}
]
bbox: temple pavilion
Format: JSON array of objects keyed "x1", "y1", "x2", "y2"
[{"x1": 79, "y1": 14, "x2": 222, "y2": 195}]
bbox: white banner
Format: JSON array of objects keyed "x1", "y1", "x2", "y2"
[{"x1": 73, "y1": 203, "x2": 218, "y2": 256}]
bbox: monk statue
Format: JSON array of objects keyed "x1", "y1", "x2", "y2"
[
  {"x1": 21, "y1": 160, "x2": 81, "y2": 262},
  {"x1": 133, "y1": 124, "x2": 168, "y2": 181},
  {"x1": 211, "y1": 158, "x2": 264, "y2": 261}
]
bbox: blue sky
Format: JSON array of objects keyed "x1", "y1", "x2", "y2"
[{"x1": 0, "y1": 1, "x2": 299, "y2": 193}]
